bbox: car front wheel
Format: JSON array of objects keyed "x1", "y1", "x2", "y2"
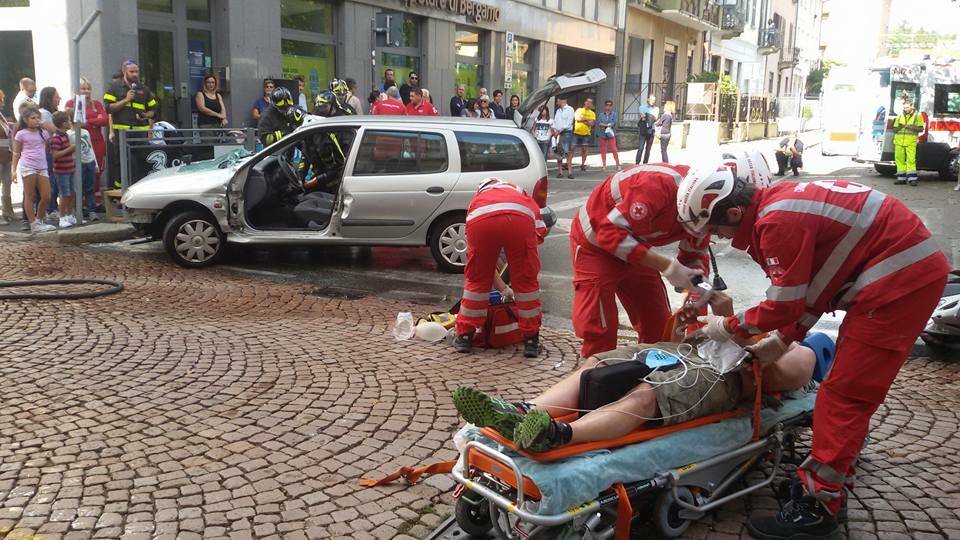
[
  {"x1": 430, "y1": 214, "x2": 467, "y2": 274},
  {"x1": 162, "y1": 211, "x2": 226, "y2": 268}
]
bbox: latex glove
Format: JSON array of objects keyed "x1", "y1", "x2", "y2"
[
  {"x1": 697, "y1": 314, "x2": 733, "y2": 342},
  {"x1": 663, "y1": 259, "x2": 703, "y2": 290},
  {"x1": 746, "y1": 332, "x2": 788, "y2": 366},
  {"x1": 501, "y1": 286, "x2": 514, "y2": 302}
]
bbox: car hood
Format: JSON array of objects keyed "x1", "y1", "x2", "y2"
[{"x1": 125, "y1": 149, "x2": 252, "y2": 200}]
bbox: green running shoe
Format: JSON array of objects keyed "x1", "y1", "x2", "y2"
[
  {"x1": 514, "y1": 409, "x2": 567, "y2": 452},
  {"x1": 453, "y1": 386, "x2": 525, "y2": 439}
]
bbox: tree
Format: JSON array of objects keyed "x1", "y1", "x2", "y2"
[{"x1": 805, "y1": 59, "x2": 843, "y2": 96}]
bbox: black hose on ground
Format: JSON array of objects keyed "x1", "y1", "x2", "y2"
[{"x1": 0, "y1": 279, "x2": 124, "y2": 300}]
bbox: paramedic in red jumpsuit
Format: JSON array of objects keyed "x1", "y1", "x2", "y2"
[
  {"x1": 682, "y1": 178, "x2": 950, "y2": 539},
  {"x1": 569, "y1": 163, "x2": 710, "y2": 358},
  {"x1": 453, "y1": 178, "x2": 547, "y2": 357}
]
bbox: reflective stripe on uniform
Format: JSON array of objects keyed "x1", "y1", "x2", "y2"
[
  {"x1": 807, "y1": 191, "x2": 886, "y2": 304},
  {"x1": 518, "y1": 307, "x2": 542, "y2": 318},
  {"x1": 535, "y1": 219, "x2": 546, "y2": 229},
  {"x1": 800, "y1": 456, "x2": 847, "y2": 484},
  {"x1": 606, "y1": 207, "x2": 631, "y2": 230},
  {"x1": 639, "y1": 164, "x2": 683, "y2": 184},
  {"x1": 459, "y1": 306, "x2": 487, "y2": 317},
  {"x1": 467, "y1": 202, "x2": 536, "y2": 222},
  {"x1": 576, "y1": 206, "x2": 597, "y2": 245},
  {"x1": 766, "y1": 284, "x2": 808, "y2": 302},
  {"x1": 146, "y1": 99, "x2": 157, "y2": 108},
  {"x1": 759, "y1": 199, "x2": 860, "y2": 226},
  {"x1": 130, "y1": 102, "x2": 146, "y2": 110},
  {"x1": 838, "y1": 236, "x2": 942, "y2": 307},
  {"x1": 112, "y1": 124, "x2": 150, "y2": 130},
  {"x1": 515, "y1": 290, "x2": 540, "y2": 301},
  {"x1": 495, "y1": 322, "x2": 520, "y2": 335},
  {"x1": 614, "y1": 236, "x2": 639, "y2": 262},
  {"x1": 735, "y1": 311, "x2": 763, "y2": 335},
  {"x1": 461, "y1": 290, "x2": 487, "y2": 301},
  {"x1": 608, "y1": 164, "x2": 680, "y2": 203},
  {"x1": 103, "y1": 93, "x2": 117, "y2": 102}
]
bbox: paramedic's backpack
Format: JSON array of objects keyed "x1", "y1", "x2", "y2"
[
  {"x1": 578, "y1": 347, "x2": 681, "y2": 417},
  {"x1": 471, "y1": 302, "x2": 524, "y2": 348}
]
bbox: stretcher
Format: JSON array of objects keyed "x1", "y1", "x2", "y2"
[{"x1": 450, "y1": 391, "x2": 817, "y2": 539}]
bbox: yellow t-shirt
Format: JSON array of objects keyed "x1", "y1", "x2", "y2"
[{"x1": 574, "y1": 108, "x2": 596, "y2": 136}]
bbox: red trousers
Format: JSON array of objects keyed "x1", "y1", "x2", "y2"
[
  {"x1": 799, "y1": 275, "x2": 946, "y2": 513},
  {"x1": 599, "y1": 137, "x2": 620, "y2": 167},
  {"x1": 455, "y1": 214, "x2": 541, "y2": 337},
  {"x1": 571, "y1": 239, "x2": 670, "y2": 358}
]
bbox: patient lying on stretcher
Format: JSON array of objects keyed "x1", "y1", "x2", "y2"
[{"x1": 453, "y1": 292, "x2": 816, "y2": 452}]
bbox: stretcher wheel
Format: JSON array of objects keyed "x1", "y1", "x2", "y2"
[
  {"x1": 455, "y1": 494, "x2": 492, "y2": 537},
  {"x1": 653, "y1": 487, "x2": 695, "y2": 538}
]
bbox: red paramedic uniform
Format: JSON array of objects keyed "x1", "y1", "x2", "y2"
[
  {"x1": 726, "y1": 180, "x2": 950, "y2": 513},
  {"x1": 456, "y1": 181, "x2": 547, "y2": 338},
  {"x1": 570, "y1": 163, "x2": 710, "y2": 358}
]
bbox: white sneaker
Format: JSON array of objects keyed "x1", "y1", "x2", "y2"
[
  {"x1": 31, "y1": 220, "x2": 56, "y2": 233},
  {"x1": 66, "y1": 215, "x2": 78, "y2": 226},
  {"x1": 59, "y1": 217, "x2": 74, "y2": 229}
]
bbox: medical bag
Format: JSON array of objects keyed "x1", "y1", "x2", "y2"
[{"x1": 471, "y1": 301, "x2": 524, "y2": 348}]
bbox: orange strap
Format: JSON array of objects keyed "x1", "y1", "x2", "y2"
[
  {"x1": 613, "y1": 483, "x2": 632, "y2": 540},
  {"x1": 358, "y1": 460, "x2": 455, "y2": 487},
  {"x1": 751, "y1": 360, "x2": 763, "y2": 441}
]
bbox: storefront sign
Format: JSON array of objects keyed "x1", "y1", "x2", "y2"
[{"x1": 402, "y1": 0, "x2": 500, "y2": 24}]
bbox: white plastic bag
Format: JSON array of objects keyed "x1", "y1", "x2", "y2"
[
  {"x1": 393, "y1": 312, "x2": 416, "y2": 341},
  {"x1": 698, "y1": 339, "x2": 747, "y2": 374},
  {"x1": 414, "y1": 321, "x2": 448, "y2": 342}
]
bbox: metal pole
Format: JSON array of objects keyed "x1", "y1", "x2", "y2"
[{"x1": 72, "y1": 1, "x2": 103, "y2": 224}]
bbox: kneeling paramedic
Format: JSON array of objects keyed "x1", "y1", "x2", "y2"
[
  {"x1": 454, "y1": 178, "x2": 547, "y2": 358},
  {"x1": 677, "y1": 166, "x2": 950, "y2": 539},
  {"x1": 570, "y1": 154, "x2": 769, "y2": 359}
]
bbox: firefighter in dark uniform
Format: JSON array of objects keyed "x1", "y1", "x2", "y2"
[
  {"x1": 257, "y1": 86, "x2": 303, "y2": 146},
  {"x1": 302, "y1": 90, "x2": 353, "y2": 194},
  {"x1": 103, "y1": 60, "x2": 158, "y2": 188}
]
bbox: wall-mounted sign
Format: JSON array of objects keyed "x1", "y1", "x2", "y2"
[{"x1": 402, "y1": 0, "x2": 501, "y2": 24}]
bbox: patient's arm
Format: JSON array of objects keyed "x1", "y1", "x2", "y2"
[{"x1": 742, "y1": 342, "x2": 816, "y2": 395}]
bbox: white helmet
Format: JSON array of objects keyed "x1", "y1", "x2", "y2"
[
  {"x1": 676, "y1": 151, "x2": 772, "y2": 235},
  {"x1": 721, "y1": 150, "x2": 773, "y2": 188},
  {"x1": 676, "y1": 160, "x2": 737, "y2": 235},
  {"x1": 477, "y1": 177, "x2": 502, "y2": 192}
]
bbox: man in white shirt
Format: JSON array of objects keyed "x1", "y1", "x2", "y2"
[
  {"x1": 344, "y1": 78, "x2": 363, "y2": 115},
  {"x1": 552, "y1": 96, "x2": 576, "y2": 178},
  {"x1": 12, "y1": 77, "x2": 37, "y2": 122},
  {"x1": 297, "y1": 77, "x2": 308, "y2": 110}
]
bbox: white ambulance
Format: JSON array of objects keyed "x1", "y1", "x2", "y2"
[{"x1": 855, "y1": 57, "x2": 960, "y2": 181}]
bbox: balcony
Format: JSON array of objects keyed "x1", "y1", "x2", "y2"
[
  {"x1": 758, "y1": 27, "x2": 781, "y2": 55},
  {"x1": 717, "y1": 2, "x2": 747, "y2": 39},
  {"x1": 645, "y1": 0, "x2": 721, "y2": 31},
  {"x1": 778, "y1": 46, "x2": 801, "y2": 70}
]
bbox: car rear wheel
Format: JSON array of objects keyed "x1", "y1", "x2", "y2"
[
  {"x1": 874, "y1": 163, "x2": 897, "y2": 177},
  {"x1": 939, "y1": 152, "x2": 960, "y2": 182},
  {"x1": 430, "y1": 213, "x2": 467, "y2": 274},
  {"x1": 163, "y1": 211, "x2": 225, "y2": 268}
]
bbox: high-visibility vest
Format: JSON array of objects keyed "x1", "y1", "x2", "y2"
[{"x1": 892, "y1": 111, "x2": 923, "y2": 145}]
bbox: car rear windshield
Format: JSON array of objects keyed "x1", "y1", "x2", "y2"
[{"x1": 456, "y1": 132, "x2": 530, "y2": 172}]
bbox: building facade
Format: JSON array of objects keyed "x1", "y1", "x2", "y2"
[{"x1": 0, "y1": 0, "x2": 625, "y2": 128}]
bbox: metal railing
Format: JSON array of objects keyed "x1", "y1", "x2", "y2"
[
  {"x1": 758, "y1": 27, "x2": 781, "y2": 53},
  {"x1": 778, "y1": 47, "x2": 801, "y2": 70},
  {"x1": 720, "y1": 1, "x2": 747, "y2": 37},
  {"x1": 645, "y1": 0, "x2": 721, "y2": 27},
  {"x1": 118, "y1": 127, "x2": 257, "y2": 190},
  {"x1": 620, "y1": 81, "x2": 689, "y2": 126},
  {"x1": 687, "y1": 90, "x2": 775, "y2": 125}
]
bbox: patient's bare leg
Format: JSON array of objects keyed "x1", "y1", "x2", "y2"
[
  {"x1": 530, "y1": 356, "x2": 601, "y2": 416},
  {"x1": 566, "y1": 383, "x2": 656, "y2": 443},
  {"x1": 743, "y1": 342, "x2": 817, "y2": 395}
]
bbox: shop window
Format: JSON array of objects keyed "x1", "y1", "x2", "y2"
[
  {"x1": 456, "y1": 132, "x2": 530, "y2": 172},
  {"x1": 456, "y1": 28, "x2": 483, "y2": 99},
  {"x1": 138, "y1": 0, "x2": 171, "y2": 12},
  {"x1": 354, "y1": 131, "x2": 447, "y2": 175},
  {"x1": 934, "y1": 84, "x2": 960, "y2": 115},
  {"x1": 187, "y1": 0, "x2": 210, "y2": 22},
  {"x1": 281, "y1": 0, "x2": 334, "y2": 34},
  {"x1": 0, "y1": 30, "x2": 33, "y2": 117},
  {"x1": 282, "y1": 39, "x2": 335, "y2": 106},
  {"x1": 0, "y1": 0, "x2": 29, "y2": 6},
  {"x1": 511, "y1": 38, "x2": 535, "y2": 101}
]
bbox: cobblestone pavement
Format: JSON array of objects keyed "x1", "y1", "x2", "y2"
[{"x1": 1, "y1": 240, "x2": 959, "y2": 540}]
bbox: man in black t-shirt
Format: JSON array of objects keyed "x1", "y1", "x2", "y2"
[{"x1": 103, "y1": 60, "x2": 158, "y2": 188}]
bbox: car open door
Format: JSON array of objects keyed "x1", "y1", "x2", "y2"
[{"x1": 513, "y1": 68, "x2": 607, "y2": 129}]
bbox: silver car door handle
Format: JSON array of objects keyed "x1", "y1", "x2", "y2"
[{"x1": 426, "y1": 186, "x2": 444, "y2": 194}]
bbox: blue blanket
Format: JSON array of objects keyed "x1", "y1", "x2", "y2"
[{"x1": 455, "y1": 392, "x2": 817, "y2": 515}]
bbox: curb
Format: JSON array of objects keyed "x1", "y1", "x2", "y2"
[{"x1": 45, "y1": 223, "x2": 136, "y2": 245}]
